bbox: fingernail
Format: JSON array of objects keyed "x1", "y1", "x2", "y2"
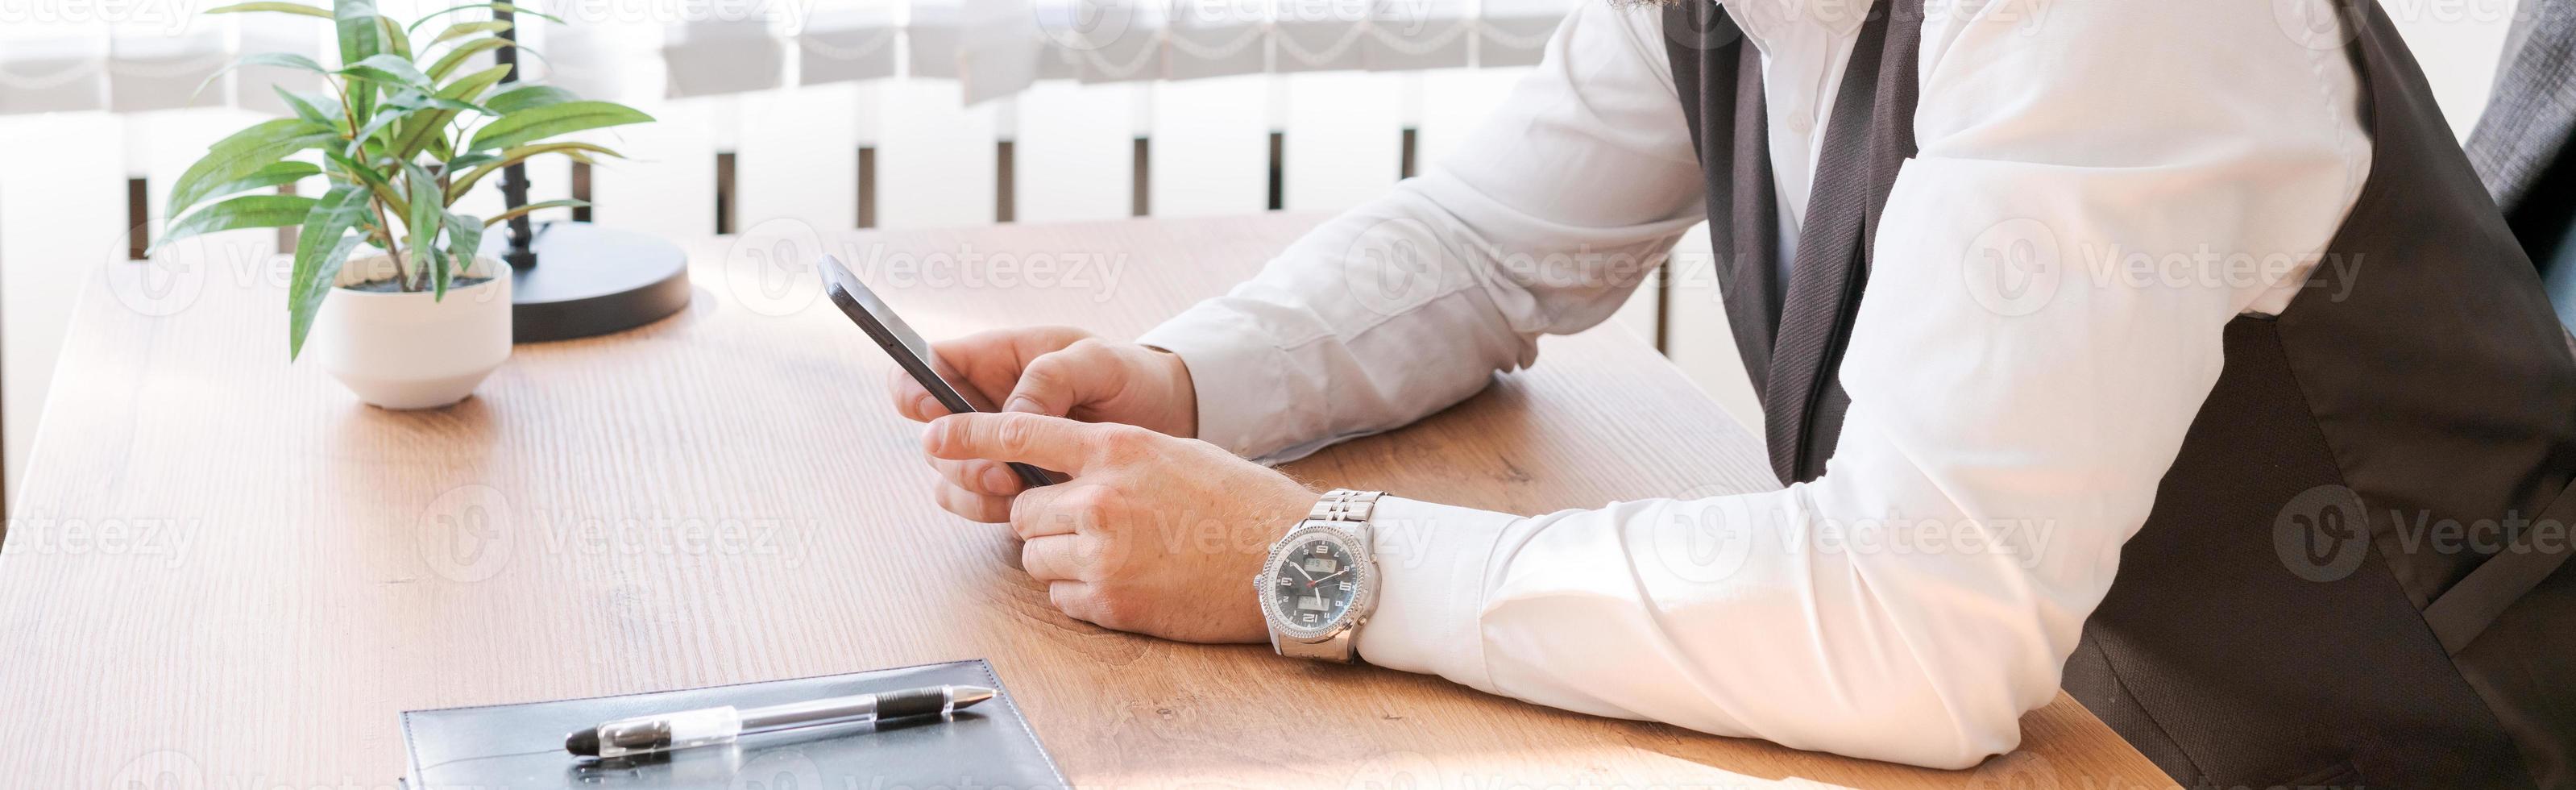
[
  {"x1": 1004, "y1": 396, "x2": 1040, "y2": 414},
  {"x1": 916, "y1": 394, "x2": 943, "y2": 417},
  {"x1": 921, "y1": 422, "x2": 944, "y2": 453},
  {"x1": 982, "y1": 466, "x2": 1018, "y2": 493}
]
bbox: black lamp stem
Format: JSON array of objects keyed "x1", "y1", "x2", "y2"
[{"x1": 495, "y1": 2, "x2": 537, "y2": 270}]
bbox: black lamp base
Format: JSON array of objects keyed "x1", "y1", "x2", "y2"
[{"x1": 483, "y1": 222, "x2": 692, "y2": 343}]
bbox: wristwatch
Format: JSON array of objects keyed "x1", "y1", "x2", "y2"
[{"x1": 1256, "y1": 489, "x2": 1385, "y2": 663}]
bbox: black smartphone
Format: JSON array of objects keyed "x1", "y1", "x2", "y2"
[{"x1": 819, "y1": 254, "x2": 1061, "y2": 489}]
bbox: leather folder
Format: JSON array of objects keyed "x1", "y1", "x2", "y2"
[{"x1": 399, "y1": 659, "x2": 1065, "y2": 788}]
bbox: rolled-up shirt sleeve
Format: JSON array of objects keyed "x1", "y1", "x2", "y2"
[
  {"x1": 1153, "y1": 0, "x2": 2368, "y2": 771},
  {"x1": 1137, "y1": 0, "x2": 1709, "y2": 463}
]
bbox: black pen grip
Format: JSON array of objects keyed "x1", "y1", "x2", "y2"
[{"x1": 876, "y1": 687, "x2": 950, "y2": 719}]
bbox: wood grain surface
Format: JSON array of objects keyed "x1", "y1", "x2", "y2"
[{"x1": 0, "y1": 214, "x2": 2175, "y2": 788}]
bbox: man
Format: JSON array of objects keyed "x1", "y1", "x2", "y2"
[{"x1": 891, "y1": 0, "x2": 2576, "y2": 786}]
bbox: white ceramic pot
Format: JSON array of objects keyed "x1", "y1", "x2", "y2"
[{"x1": 310, "y1": 252, "x2": 512, "y2": 410}]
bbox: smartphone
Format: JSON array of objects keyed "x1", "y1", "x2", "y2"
[{"x1": 819, "y1": 254, "x2": 1061, "y2": 489}]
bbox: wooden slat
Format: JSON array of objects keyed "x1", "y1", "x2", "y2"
[
  {"x1": 0, "y1": 213, "x2": 2172, "y2": 789},
  {"x1": 1012, "y1": 81, "x2": 1136, "y2": 223},
  {"x1": 1283, "y1": 71, "x2": 1404, "y2": 212},
  {"x1": 0, "y1": 113, "x2": 162, "y2": 506},
  {"x1": 1149, "y1": 76, "x2": 1271, "y2": 217},
  {"x1": 733, "y1": 85, "x2": 857, "y2": 235},
  {"x1": 876, "y1": 79, "x2": 998, "y2": 228}
]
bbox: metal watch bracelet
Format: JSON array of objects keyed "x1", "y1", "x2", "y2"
[{"x1": 1269, "y1": 489, "x2": 1384, "y2": 663}]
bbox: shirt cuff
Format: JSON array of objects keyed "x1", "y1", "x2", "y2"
[
  {"x1": 1136, "y1": 303, "x2": 1297, "y2": 459},
  {"x1": 1354, "y1": 496, "x2": 1520, "y2": 692}
]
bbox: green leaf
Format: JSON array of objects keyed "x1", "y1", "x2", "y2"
[
  {"x1": 429, "y1": 20, "x2": 513, "y2": 48},
  {"x1": 288, "y1": 184, "x2": 374, "y2": 360},
  {"x1": 408, "y1": 2, "x2": 562, "y2": 33},
  {"x1": 166, "y1": 118, "x2": 334, "y2": 218},
  {"x1": 426, "y1": 247, "x2": 452, "y2": 299},
  {"x1": 334, "y1": 0, "x2": 383, "y2": 72},
  {"x1": 153, "y1": 194, "x2": 318, "y2": 254},
  {"x1": 191, "y1": 51, "x2": 333, "y2": 100},
  {"x1": 392, "y1": 63, "x2": 511, "y2": 162},
  {"x1": 440, "y1": 63, "x2": 516, "y2": 106},
  {"x1": 479, "y1": 83, "x2": 575, "y2": 115},
  {"x1": 196, "y1": 160, "x2": 321, "y2": 205},
  {"x1": 425, "y1": 36, "x2": 510, "y2": 84},
  {"x1": 323, "y1": 149, "x2": 407, "y2": 218},
  {"x1": 272, "y1": 85, "x2": 339, "y2": 126},
  {"x1": 386, "y1": 89, "x2": 493, "y2": 117},
  {"x1": 443, "y1": 141, "x2": 620, "y2": 202},
  {"x1": 443, "y1": 208, "x2": 484, "y2": 293},
  {"x1": 467, "y1": 101, "x2": 653, "y2": 152},
  {"x1": 445, "y1": 151, "x2": 499, "y2": 170},
  {"x1": 338, "y1": 52, "x2": 429, "y2": 92},
  {"x1": 334, "y1": 0, "x2": 385, "y2": 121},
  {"x1": 404, "y1": 160, "x2": 443, "y2": 292},
  {"x1": 205, "y1": 1, "x2": 331, "y2": 18},
  {"x1": 376, "y1": 15, "x2": 411, "y2": 60},
  {"x1": 482, "y1": 198, "x2": 583, "y2": 227},
  {"x1": 342, "y1": 105, "x2": 410, "y2": 159}
]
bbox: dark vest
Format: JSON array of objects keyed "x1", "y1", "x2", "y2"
[{"x1": 1661, "y1": 1, "x2": 2576, "y2": 787}]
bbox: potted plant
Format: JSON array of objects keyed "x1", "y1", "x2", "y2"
[{"x1": 153, "y1": 0, "x2": 651, "y2": 410}]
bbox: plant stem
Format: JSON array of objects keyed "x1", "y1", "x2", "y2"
[
  {"x1": 370, "y1": 199, "x2": 412, "y2": 293},
  {"x1": 334, "y1": 76, "x2": 413, "y2": 293}
]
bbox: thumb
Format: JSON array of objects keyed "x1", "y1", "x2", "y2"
[{"x1": 1006, "y1": 339, "x2": 1125, "y2": 417}]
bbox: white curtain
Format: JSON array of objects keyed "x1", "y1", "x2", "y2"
[{"x1": 0, "y1": 0, "x2": 1570, "y2": 114}]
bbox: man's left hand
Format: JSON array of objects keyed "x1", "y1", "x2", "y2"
[{"x1": 923, "y1": 411, "x2": 1320, "y2": 643}]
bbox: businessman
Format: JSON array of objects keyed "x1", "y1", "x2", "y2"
[{"x1": 892, "y1": 0, "x2": 2576, "y2": 786}]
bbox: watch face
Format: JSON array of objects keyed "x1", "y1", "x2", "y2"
[{"x1": 1267, "y1": 534, "x2": 1362, "y2": 635}]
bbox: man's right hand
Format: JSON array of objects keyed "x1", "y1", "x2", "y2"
[{"x1": 885, "y1": 326, "x2": 1199, "y2": 518}]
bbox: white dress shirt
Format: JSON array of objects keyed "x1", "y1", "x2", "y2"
[{"x1": 1135, "y1": 0, "x2": 2370, "y2": 769}]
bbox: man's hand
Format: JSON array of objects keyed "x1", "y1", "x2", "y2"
[
  {"x1": 887, "y1": 326, "x2": 1200, "y2": 517},
  {"x1": 923, "y1": 410, "x2": 1319, "y2": 643}
]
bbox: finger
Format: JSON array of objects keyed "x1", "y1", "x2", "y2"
[
  {"x1": 886, "y1": 364, "x2": 951, "y2": 423},
  {"x1": 931, "y1": 454, "x2": 1026, "y2": 497},
  {"x1": 1005, "y1": 481, "x2": 1092, "y2": 541},
  {"x1": 1019, "y1": 534, "x2": 1090, "y2": 582},
  {"x1": 931, "y1": 326, "x2": 1095, "y2": 410},
  {"x1": 1047, "y1": 580, "x2": 1104, "y2": 625},
  {"x1": 1006, "y1": 339, "x2": 1126, "y2": 417},
  {"x1": 931, "y1": 478, "x2": 1014, "y2": 523},
  {"x1": 923, "y1": 412, "x2": 1094, "y2": 473}
]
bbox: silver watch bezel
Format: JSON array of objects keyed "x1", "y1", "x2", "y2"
[{"x1": 1256, "y1": 522, "x2": 1378, "y2": 643}]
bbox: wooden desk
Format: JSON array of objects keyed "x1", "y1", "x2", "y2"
[{"x1": 0, "y1": 214, "x2": 2173, "y2": 788}]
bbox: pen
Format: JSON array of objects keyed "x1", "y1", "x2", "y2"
[{"x1": 564, "y1": 684, "x2": 995, "y2": 759}]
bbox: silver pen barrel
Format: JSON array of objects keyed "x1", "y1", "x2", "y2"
[
  {"x1": 566, "y1": 684, "x2": 998, "y2": 759},
  {"x1": 739, "y1": 692, "x2": 880, "y2": 732}
]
